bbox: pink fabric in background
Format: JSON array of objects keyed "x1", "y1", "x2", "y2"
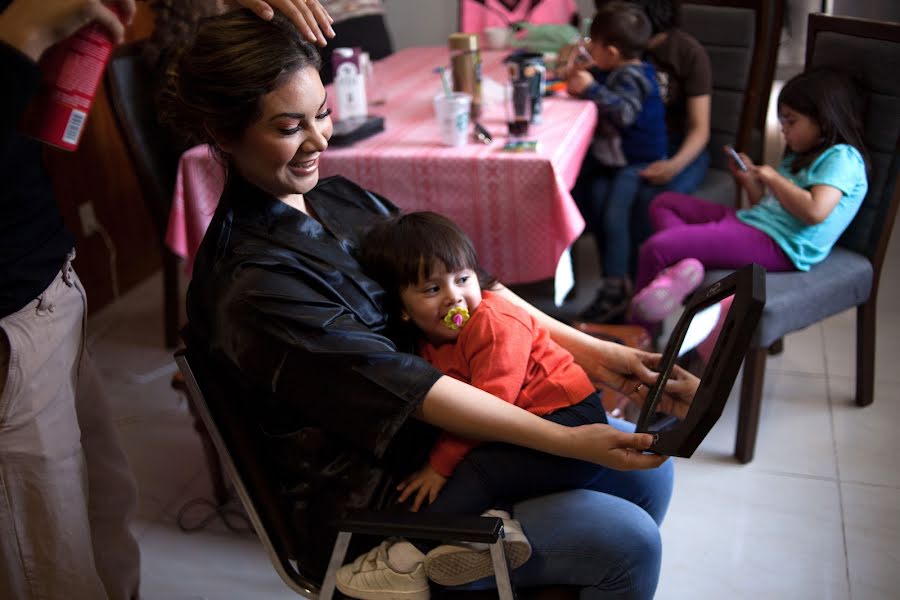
[
  {"x1": 166, "y1": 46, "x2": 596, "y2": 282},
  {"x1": 460, "y1": 0, "x2": 577, "y2": 32}
]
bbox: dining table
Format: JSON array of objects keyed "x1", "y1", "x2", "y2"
[{"x1": 165, "y1": 45, "x2": 598, "y2": 304}]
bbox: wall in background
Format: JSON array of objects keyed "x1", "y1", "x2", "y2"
[
  {"x1": 383, "y1": 0, "x2": 596, "y2": 50},
  {"x1": 832, "y1": 0, "x2": 900, "y2": 22}
]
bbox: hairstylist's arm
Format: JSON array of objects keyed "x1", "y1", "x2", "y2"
[
  {"x1": 417, "y1": 376, "x2": 668, "y2": 470},
  {"x1": 230, "y1": 0, "x2": 334, "y2": 45},
  {"x1": 640, "y1": 94, "x2": 711, "y2": 185},
  {"x1": 0, "y1": 0, "x2": 135, "y2": 62}
]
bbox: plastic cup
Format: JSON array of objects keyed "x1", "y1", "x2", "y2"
[
  {"x1": 433, "y1": 92, "x2": 472, "y2": 147},
  {"x1": 484, "y1": 26, "x2": 510, "y2": 50}
]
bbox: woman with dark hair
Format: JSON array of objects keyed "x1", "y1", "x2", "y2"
[
  {"x1": 163, "y1": 10, "x2": 692, "y2": 599},
  {"x1": 576, "y1": 0, "x2": 712, "y2": 322}
]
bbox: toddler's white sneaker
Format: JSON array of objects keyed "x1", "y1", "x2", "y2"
[
  {"x1": 335, "y1": 538, "x2": 429, "y2": 600},
  {"x1": 423, "y1": 509, "x2": 531, "y2": 587}
]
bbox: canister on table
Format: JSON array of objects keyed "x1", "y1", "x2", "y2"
[{"x1": 448, "y1": 33, "x2": 482, "y2": 120}]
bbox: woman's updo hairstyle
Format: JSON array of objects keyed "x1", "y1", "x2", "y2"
[{"x1": 159, "y1": 9, "x2": 321, "y2": 159}]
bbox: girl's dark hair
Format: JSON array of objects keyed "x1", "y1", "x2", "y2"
[
  {"x1": 158, "y1": 9, "x2": 321, "y2": 160},
  {"x1": 590, "y1": 2, "x2": 652, "y2": 60},
  {"x1": 359, "y1": 212, "x2": 496, "y2": 313},
  {"x1": 594, "y1": 0, "x2": 680, "y2": 35},
  {"x1": 778, "y1": 67, "x2": 869, "y2": 173}
]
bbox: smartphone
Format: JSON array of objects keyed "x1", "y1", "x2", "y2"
[{"x1": 725, "y1": 146, "x2": 748, "y2": 172}]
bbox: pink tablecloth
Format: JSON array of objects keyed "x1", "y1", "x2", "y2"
[{"x1": 166, "y1": 46, "x2": 597, "y2": 283}]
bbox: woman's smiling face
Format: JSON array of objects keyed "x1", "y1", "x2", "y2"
[{"x1": 221, "y1": 66, "x2": 333, "y2": 203}]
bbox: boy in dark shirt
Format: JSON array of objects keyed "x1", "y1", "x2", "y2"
[{"x1": 568, "y1": 1, "x2": 668, "y2": 323}]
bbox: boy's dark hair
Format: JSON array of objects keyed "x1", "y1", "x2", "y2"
[
  {"x1": 594, "y1": 0, "x2": 680, "y2": 36},
  {"x1": 359, "y1": 212, "x2": 496, "y2": 308},
  {"x1": 590, "y1": 1, "x2": 653, "y2": 60},
  {"x1": 778, "y1": 67, "x2": 870, "y2": 174}
]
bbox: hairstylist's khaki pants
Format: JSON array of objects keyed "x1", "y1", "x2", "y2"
[{"x1": 0, "y1": 252, "x2": 141, "y2": 600}]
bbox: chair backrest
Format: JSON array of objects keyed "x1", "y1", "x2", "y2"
[
  {"x1": 681, "y1": 0, "x2": 783, "y2": 169},
  {"x1": 174, "y1": 345, "x2": 321, "y2": 597},
  {"x1": 105, "y1": 41, "x2": 183, "y2": 239},
  {"x1": 808, "y1": 14, "x2": 900, "y2": 275}
]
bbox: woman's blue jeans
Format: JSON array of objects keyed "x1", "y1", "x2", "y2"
[{"x1": 454, "y1": 417, "x2": 674, "y2": 600}]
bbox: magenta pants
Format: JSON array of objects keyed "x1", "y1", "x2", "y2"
[{"x1": 635, "y1": 192, "x2": 796, "y2": 291}]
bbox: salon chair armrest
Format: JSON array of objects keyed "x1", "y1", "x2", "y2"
[{"x1": 340, "y1": 510, "x2": 503, "y2": 544}]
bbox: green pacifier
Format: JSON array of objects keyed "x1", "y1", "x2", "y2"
[{"x1": 443, "y1": 307, "x2": 470, "y2": 330}]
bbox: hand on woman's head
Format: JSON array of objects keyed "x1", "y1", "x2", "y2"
[
  {"x1": 0, "y1": 0, "x2": 136, "y2": 61},
  {"x1": 232, "y1": 0, "x2": 335, "y2": 45}
]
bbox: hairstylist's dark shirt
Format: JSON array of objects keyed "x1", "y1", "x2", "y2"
[{"x1": 0, "y1": 31, "x2": 74, "y2": 318}]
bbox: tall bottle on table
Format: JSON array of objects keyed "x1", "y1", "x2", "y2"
[{"x1": 448, "y1": 33, "x2": 482, "y2": 121}]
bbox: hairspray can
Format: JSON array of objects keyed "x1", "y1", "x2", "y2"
[{"x1": 19, "y1": 15, "x2": 122, "y2": 151}]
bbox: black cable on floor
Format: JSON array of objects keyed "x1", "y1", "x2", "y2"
[{"x1": 176, "y1": 496, "x2": 252, "y2": 534}]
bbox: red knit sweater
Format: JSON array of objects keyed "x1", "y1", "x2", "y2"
[{"x1": 420, "y1": 292, "x2": 596, "y2": 477}]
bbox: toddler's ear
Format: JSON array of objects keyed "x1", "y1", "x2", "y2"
[{"x1": 400, "y1": 310, "x2": 411, "y2": 322}]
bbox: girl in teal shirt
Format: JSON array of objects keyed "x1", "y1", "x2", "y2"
[{"x1": 628, "y1": 68, "x2": 869, "y2": 323}]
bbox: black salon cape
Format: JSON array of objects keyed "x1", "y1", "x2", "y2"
[{"x1": 187, "y1": 173, "x2": 442, "y2": 578}]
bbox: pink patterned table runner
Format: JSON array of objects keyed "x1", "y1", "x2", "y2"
[{"x1": 166, "y1": 46, "x2": 596, "y2": 283}]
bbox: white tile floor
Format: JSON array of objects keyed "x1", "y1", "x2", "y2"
[{"x1": 88, "y1": 219, "x2": 900, "y2": 600}]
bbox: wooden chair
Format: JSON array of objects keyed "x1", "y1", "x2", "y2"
[
  {"x1": 681, "y1": 0, "x2": 785, "y2": 206},
  {"x1": 703, "y1": 13, "x2": 900, "y2": 463},
  {"x1": 105, "y1": 41, "x2": 183, "y2": 348}
]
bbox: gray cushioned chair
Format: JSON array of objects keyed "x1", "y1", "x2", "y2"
[
  {"x1": 681, "y1": 0, "x2": 784, "y2": 206},
  {"x1": 702, "y1": 13, "x2": 900, "y2": 463}
]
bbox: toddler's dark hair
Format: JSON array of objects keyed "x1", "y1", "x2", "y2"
[
  {"x1": 778, "y1": 67, "x2": 869, "y2": 173},
  {"x1": 359, "y1": 212, "x2": 496, "y2": 318},
  {"x1": 590, "y1": 1, "x2": 653, "y2": 60}
]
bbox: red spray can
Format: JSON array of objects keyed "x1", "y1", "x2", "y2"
[{"x1": 19, "y1": 16, "x2": 121, "y2": 151}]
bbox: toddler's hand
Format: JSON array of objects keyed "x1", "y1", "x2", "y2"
[
  {"x1": 396, "y1": 465, "x2": 447, "y2": 512},
  {"x1": 567, "y1": 69, "x2": 595, "y2": 96}
]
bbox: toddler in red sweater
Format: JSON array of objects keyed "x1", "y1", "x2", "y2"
[{"x1": 335, "y1": 212, "x2": 613, "y2": 600}]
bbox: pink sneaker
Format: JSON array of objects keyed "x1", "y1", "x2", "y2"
[{"x1": 631, "y1": 259, "x2": 705, "y2": 323}]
